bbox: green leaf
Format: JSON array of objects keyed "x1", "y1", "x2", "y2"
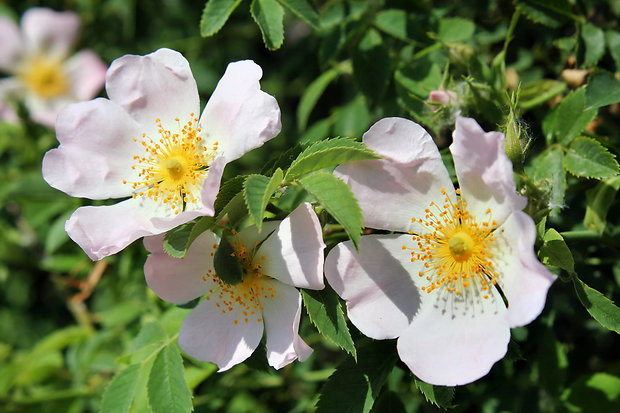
[
  {"x1": 437, "y1": 17, "x2": 475, "y2": 43},
  {"x1": 370, "y1": 391, "x2": 407, "y2": 413},
  {"x1": 606, "y1": 30, "x2": 620, "y2": 70},
  {"x1": 301, "y1": 286, "x2": 356, "y2": 358},
  {"x1": 200, "y1": 0, "x2": 243, "y2": 37},
  {"x1": 374, "y1": 9, "x2": 409, "y2": 41},
  {"x1": 147, "y1": 344, "x2": 193, "y2": 413},
  {"x1": 525, "y1": 148, "x2": 567, "y2": 211},
  {"x1": 261, "y1": 143, "x2": 304, "y2": 175},
  {"x1": 187, "y1": 216, "x2": 216, "y2": 249},
  {"x1": 285, "y1": 138, "x2": 380, "y2": 181},
  {"x1": 276, "y1": 0, "x2": 320, "y2": 29},
  {"x1": 515, "y1": 0, "x2": 571, "y2": 28},
  {"x1": 564, "y1": 137, "x2": 619, "y2": 180},
  {"x1": 562, "y1": 373, "x2": 620, "y2": 411},
  {"x1": 584, "y1": 176, "x2": 620, "y2": 233},
  {"x1": 214, "y1": 235, "x2": 243, "y2": 285},
  {"x1": 585, "y1": 71, "x2": 620, "y2": 109},
  {"x1": 99, "y1": 364, "x2": 142, "y2": 413},
  {"x1": 572, "y1": 277, "x2": 620, "y2": 333},
  {"x1": 316, "y1": 341, "x2": 398, "y2": 413},
  {"x1": 215, "y1": 175, "x2": 246, "y2": 217},
  {"x1": 298, "y1": 172, "x2": 363, "y2": 249},
  {"x1": 542, "y1": 87, "x2": 597, "y2": 145},
  {"x1": 539, "y1": 228, "x2": 574, "y2": 273},
  {"x1": 243, "y1": 169, "x2": 284, "y2": 232},
  {"x1": 353, "y1": 29, "x2": 390, "y2": 101},
  {"x1": 251, "y1": 0, "x2": 285, "y2": 50},
  {"x1": 297, "y1": 68, "x2": 340, "y2": 132},
  {"x1": 415, "y1": 380, "x2": 455, "y2": 409},
  {"x1": 163, "y1": 223, "x2": 193, "y2": 258},
  {"x1": 581, "y1": 23, "x2": 605, "y2": 68},
  {"x1": 394, "y1": 57, "x2": 442, "y2": 99},
  {"x1": 519, "y1": 79, "x2": 566, "y2": 110},
  {"x1": 131, "y1": 322, "x2": 168, "y2": 353}
]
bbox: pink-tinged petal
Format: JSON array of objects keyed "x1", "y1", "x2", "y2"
[
  {"x1": 179, "y1": 299, "x2": 264, "y2": 371},
  {"x1": 64, "y1": 50, "x2": 106, "y2": 100},
  {"x1": 397, "y1": 286, "x2": 510, "y2": 386},
  {"x1": 200, "y1": 60, "x2": 281, "y2": 162},
  {"x1": 105, "y1": 48, "x2": 199, "y2": 133},
  {"x1": 335, "y1": 117, "x2": 455, "y2": 233},
  {"x1": 21, "y1": 8, "x2": 80, "y2": 58},
  {"x1": 362, "y1": 117, "x2": 442, "y2": 165},
  {"x1": 261, "y1": 279, "x2": 312, "y2": 369},
  {"x1": 257, "y1": 203, "x2": 325, "y2": 289},
  {"x1": 324, "y1": 235, "x2": 422, "y2": 339},
  {"x1": 492, "y1": 211, "x2": 556, "y2": 327},
  {"x1": 42, "y1": 98, "x2": 142, "y2": 199},
  {"x1": 428, "y1": 90, "x2": 457, "y2": 106},
  {"x1": 335, "y1": 159, "x2": 455, "y2": 234},
  {"x1": 198, "y1": 156, "x2": 226, "y2": 217},
  {"x1": 450, "y1": 117, "x2": 527, "y2": 225},
  {"x1": 0, "y1": 16, "x2": 21, "y2": 71},
  {"x1": 23, "y1": 93, "x2": 73, "y2": 127},
  {"x1": 144, "y1": 231, "x2": 219, "y2": 304},
  {"x1": 66, "y1": 197, "x2": 206, "y2": 260}
]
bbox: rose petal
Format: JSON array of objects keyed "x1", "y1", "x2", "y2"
[
  {"x1": 336, "y1": 159, "x2": 456, "y2": 234},
  {"x1": 257, "y1": 202, "x2": 325, "y2": 289},
  {"x1": 492, "y1": 211, "x2": 556, "y2": 327},
  {"x1": 21, "y1": 8, "x2": 80, "y2": 58},
  {"x1": 324, "y1": 235, "x2": 422, "y2": 339},
  {"x1": 105, "y1": 48, "x2": 199, "y2": 134},
  {"x1": 0, "y1": 16, "x2": 21, "y2": 71},
  {"x1": 362, "y1": 117, "x2": 443, "y2": 165},
  {"x1": 144, "y1": 231, "x2": 219, "y2": 304},
  {"x1": 200, "y1": 60, "x2": 281, "y2": 162},
  {"x1": 66, "y1": 197, "x2": 207, "y2": 260},
  {"x1": 261, "y1": 279, "x2": 312, "y2": 369},
  {"x1": 397, "y1": 284, "x2": 510, "y2": 386},
  {"x1": 42, "y1": 98, "x2": 142, "y2": 199},
  {"x1": 179, "y1": 299, "x2": 263, "y2": 371},
  {"x1": 334, "y1": 117, "x2": 455, "y2": 233},
  {"x1": 64, "y1": 50, "x2": 106, "y2": 100},
  {"x1": 450, "y1": 116, "x2": 527, "y2": 225}
]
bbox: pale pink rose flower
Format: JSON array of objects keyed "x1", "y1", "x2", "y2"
[
  {"x1": 42, "y1": 48, "x2": 281, "y2": 260},
  {"x1": 144, "y1": 203, "x2": 325, "y2": 370},
  {"x1": 0, "y1": 8, "x2": 106, "y2": 126},
  {"x1": 325, "y1": 117, "x2": 555, "y2": 386}
]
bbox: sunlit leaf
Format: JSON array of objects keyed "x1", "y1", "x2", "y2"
[
  {"x1": 298, "y1": 171, "x2": 363, "y2": 249},
  {"x1": 147, "y1": 344, "x2": 193, "y2": 413},
  {"x1": 251, "y1": 0, "x2": 285, "y2": 50},
  {"x1": 564, "y1": 137, "x2": 619, "y2": 180},
  {"x1": 200, "y1": 0, "x2": 243, "y2": 37},
  {"x1": 301, "y1": 286, "x2": 356, "y2": 358}
]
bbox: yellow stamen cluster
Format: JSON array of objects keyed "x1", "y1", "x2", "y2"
[
  {"x1": 124, "y1": 115, "x2": 218, "y2": 214},
  {"x1": 19, "y1": 56, "x2": 68, "y2": 98},
  {"x1": 403, "y1": 188, "x2": 499, "y2": 299},
  {"x1": 203, "y1": 237, "x2": 274, "y2": 326}
]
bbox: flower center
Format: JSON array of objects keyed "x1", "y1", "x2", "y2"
[
  {"x1": 202, "y1": 236, "x2": 274, "y2": 326},
  {"x1": 19, "y1": 56, "x2": 68, "y2": 98},
  {"x1": 124, "y1": 114, "x2": 218, "y2": 214},
  {"x1": 404, "y1": 188, "x2": 499, "y2": 299},
  {"x1": 448, "y1": 231, "x2": 474, "y2": 260}
]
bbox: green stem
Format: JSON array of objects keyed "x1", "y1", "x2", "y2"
[{"x1": 559, "y1": 230, "x2": 601, "y2": 241}]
